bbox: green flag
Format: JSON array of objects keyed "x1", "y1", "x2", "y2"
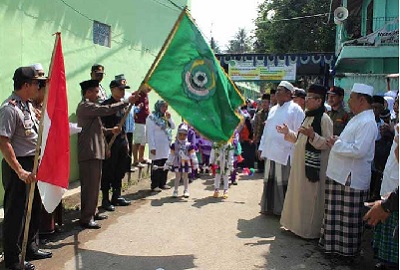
[{"x1": 145, "y1": 9, "x2": 244, "y2": 143}]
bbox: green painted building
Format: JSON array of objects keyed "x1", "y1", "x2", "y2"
[
  {"x1": 333, "y1": 0, "x2": 399, "y2": 93},
  {"x1": 0, "y1": 0, "x2": 191, "y2": 205}
]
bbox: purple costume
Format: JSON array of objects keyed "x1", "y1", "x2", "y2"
[
  {"x1": 169, "y1": 141, "x2": 197, "y2": 173},
  {"x1": 198, "y1": 136, "x2": 212, "y2": 170}
]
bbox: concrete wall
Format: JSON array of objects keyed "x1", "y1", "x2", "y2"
[{"x1": 0, "y1": 0, "x2": 190, "y2": 205}]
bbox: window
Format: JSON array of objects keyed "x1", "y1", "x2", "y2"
[{"x1": 93, "y1": 21, "x2": 111, "y2": 47}]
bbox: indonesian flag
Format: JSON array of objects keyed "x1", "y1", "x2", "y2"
[{"x1": 37, "y1": 33, "x2": 70, "y2": 213}]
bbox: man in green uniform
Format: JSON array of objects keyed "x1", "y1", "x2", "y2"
[
  {"x1": 253, "y1": 93, "x2": 270, "y2": 173},
  {"x1": 327, "y1": 86, "x2": 350, "y2": 136}
]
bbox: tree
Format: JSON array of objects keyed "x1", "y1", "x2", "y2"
[
  {"x1": 254, "y1": 0, "x2": 336, "y2": 54},
  {"x1": 226, "y1": 28, "x2": 253, "y2": 54},
  {"x1": 210, "y1": 37, "x2": 221, "y2": 53}
]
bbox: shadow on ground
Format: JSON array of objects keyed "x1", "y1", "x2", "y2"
[
  {"x1": 65, "y1": 248, "x2": 196, "y2": 270},
  {"x1": 236, "y1": 213, "x2": 376, "y2": 270}
]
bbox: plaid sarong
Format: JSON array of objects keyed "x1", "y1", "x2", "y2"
[
  {"x1": 319, "y1": 177, "x2": 368, "y2": 256},
  {"x1": 373, "y1": 211, "x2": 399, "y2": 264}
]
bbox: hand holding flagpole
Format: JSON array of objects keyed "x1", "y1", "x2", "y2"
[
  {"x1": 20, "y1": 32, "x2": 61, "y2": 268},
  {"x1": 105, "y1": 89, "x2": 140, "y2": 154}
]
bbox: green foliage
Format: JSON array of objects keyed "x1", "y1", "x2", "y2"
[
  {"x1": 226, "y1": 28, "x2": 253, "y2": 53},
  {"x1": 254, "y1": 0, "x2": 336, "y2": 54}
]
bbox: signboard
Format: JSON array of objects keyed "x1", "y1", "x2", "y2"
[
  {"x1": 353, "y1": 18, "x2": 399, "y2": 46},
  {"x1": 228, "y1": 60, "x2": 296, "y2": 81}
]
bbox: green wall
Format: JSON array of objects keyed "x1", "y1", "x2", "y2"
[{"x1": 0, "y1": 0, "x2": 190, "y2": 205}]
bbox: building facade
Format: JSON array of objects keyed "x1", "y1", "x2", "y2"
[
  {"x1": 333, "y1": 0, "x2": 399, "y2": 94},
  {"x1": 0, "y1": 0, "x2": 190, "y2": 204}
]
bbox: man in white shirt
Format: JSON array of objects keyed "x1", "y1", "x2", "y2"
[
  {"x1": 258, "y1": 81, "x2": 304, "y2": 215},
  {"x1": 319, "y1": 83, "x2": 378, "y2": 257}
]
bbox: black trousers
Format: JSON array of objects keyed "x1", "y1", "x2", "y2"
[
  {"x1": 2, "y1": 157, "x2": 41, "y2": 267},
  {"x1": 238, "y1": 141, "x2": 256, "y2": 169},
  {"x1": 151, "y1": 159, "x2": 168, "y2": 189},
  {"x1": 101, "y1": 142, "x2": 129, "y2": 192},
  {"x1": 126, "y1": 132, "x2": 133, "y2": 171},
  {"x1": 256, "y1": 142, "x2": 264, "y2": 173}
]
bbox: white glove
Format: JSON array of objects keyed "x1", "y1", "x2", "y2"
[{"x1": 163, "y1": 163, "x2": 170, "y2": 171}]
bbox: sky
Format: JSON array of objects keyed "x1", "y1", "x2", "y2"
[{"x1": 190, "y1": 0, "x2": 263, "y2": 51}]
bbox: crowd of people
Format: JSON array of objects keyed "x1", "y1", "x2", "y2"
[
  {"x1": 255, "y1": 81, "x2": 398, "y2": 270},
  {"x1": 0, "y1": 63, "x2": 398, "y2": 270}
]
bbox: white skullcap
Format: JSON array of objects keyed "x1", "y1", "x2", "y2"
[
  {"x1": 278, "y1": 81, "x2": 294, "y2": 92},
  {"x1": 351, "y1": 83, "x2": 374, "y2": 97},
  {"x1": 31, "y1": 63, "x2": 44, "y2": 71}
]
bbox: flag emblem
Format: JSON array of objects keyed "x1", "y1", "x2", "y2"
[{"x1": 183, "y1": 58, "x2": 216, "y2": 100}]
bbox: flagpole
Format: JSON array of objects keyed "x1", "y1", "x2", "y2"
[
  {"x1": 20, "y1": 32, "x2": 61, "y2": 268},
  {"x1": 107, "y1": 8, "x2": 187, "y2": 152},
  {"x1": 105, "y1": 103, "x2": 134, "y2": 153},
  {"x1": 142, "y1": 6, "x2": 187, "y2": 84}
]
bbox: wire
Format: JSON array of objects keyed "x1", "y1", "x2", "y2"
[
  {"x1": 325, "y1": 0, "x2": 334, "y2": 24},
  {"x1": 58, "y1": 0, "x2": 93, "y2": 21},
  {"x1": 259, "y1": 13, "x2": 330, "y2": 23},
  {"x1": 150, "y1": 0, "x2": 180, "y2": 12},
  {"x1": 57, "y1": 0, "x2": 183, "y2": 56}
]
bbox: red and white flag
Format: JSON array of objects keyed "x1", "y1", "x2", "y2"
[{"x1": 37, "y1": 33, "x2": 70, "y2": 213}]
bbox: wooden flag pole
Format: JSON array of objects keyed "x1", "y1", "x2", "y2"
[
  {"x1": 105, "y1": 103, "x2": 134, "y2": 153},
  {"x1": 20, "y1": 32, "x2": 60, "y2": 268}
]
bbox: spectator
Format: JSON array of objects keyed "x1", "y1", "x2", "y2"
[
  {"x1": 292, "y1": 88, "x2": 306, "y2": 111},
  {"x1": 253, "y1": 93, "x2": 270, "y2": 173},
  {"x1": 146, "y1": 100, "x2": 175, "y2": 192},
  {"x1": 132, "y1": 85, "x2": 151, "y2": 167},
  {"x1": 327, "y1": 86, "x2": 350, "y2": 136},
  {"x1": 90, "y1": 64, "x2": 107, "y2": 103}
]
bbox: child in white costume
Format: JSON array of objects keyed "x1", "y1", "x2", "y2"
[
  {"x1": 209, "y1": 141, "x2": 235, "y2": 198},
  {"x1": 166, "y1": 123, "x2": 199, "y2": 198}
]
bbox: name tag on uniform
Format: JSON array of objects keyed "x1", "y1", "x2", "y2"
[{"x1": 23, "y1": 112, "x2": 34, "y2": 136}]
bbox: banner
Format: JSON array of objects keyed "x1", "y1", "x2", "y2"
[
  {"x1": 228, "y1": 60, "x2": 296, "y2": 81},
  {"x1": 145, "y1": 9, "x2": 244, "y2": 143}
]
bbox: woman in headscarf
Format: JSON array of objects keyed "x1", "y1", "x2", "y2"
[
  {"x1": 384, "y1": 96, "x2": 396, "y2": 121},
  {"x1": 277, "y1": 84, "x2": 333, "y2": 239},
  {"x1": 146, "y1": 100, "x2": 175, "y2": 191}
]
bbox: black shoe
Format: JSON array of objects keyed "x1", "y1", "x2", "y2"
[
  {"x1": 112, "y1": 197, "x2": 131, "y2": 206},
  {"x1": 101, "y1": 200, "x2": 115, "y2": 211},
  {"x1": 80, "y1": 220, "x2": 101, "y2": 229},
  {"x1": 94, "y1": 213, "x2": 108, "y2": 220},
  {"x1": 7, "y1": 261, "x2": 35, "y2": 270},
  {"x1": 26, "y1": 249, "x2": 52, "y2": 261}
]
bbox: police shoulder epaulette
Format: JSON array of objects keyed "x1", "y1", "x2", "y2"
[{"x1": 8, "y1": 99, "x2": 17, "y2": 106}]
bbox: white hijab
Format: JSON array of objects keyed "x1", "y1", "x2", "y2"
[{"x1": 384, "y1": 96, "x2": 396, "y2": 120}]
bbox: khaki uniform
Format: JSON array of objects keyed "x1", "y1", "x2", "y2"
[
  {"x1": 327, "y1": 106, "x2": 349, "y2": 136},
  {"x1": 76, "y1": 99, "x2": 128, "y2": 223},
  {"x1": 253, "y1": 109, "x2": 268, "y2": 143}
]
